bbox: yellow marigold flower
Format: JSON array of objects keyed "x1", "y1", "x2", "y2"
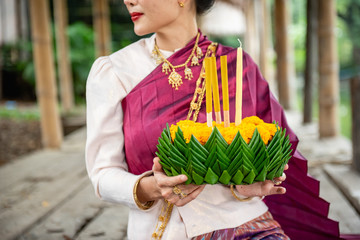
[
  {"x1": 169, "y1": 116, "x2": 278, "y2": 146},
  {"x1": 238, "y1": 122, "x2": 256, "y2": 144},
  {"x1": 241, "y1": 116, "x2": 264, "y2": 125},
  {"x1": 256, "y1": 125, "x2": 271, "y2": 145}
]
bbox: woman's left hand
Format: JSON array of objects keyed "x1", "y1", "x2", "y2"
[{"x1": 234, "y1": 164, "x2": 289, "y2": 197}]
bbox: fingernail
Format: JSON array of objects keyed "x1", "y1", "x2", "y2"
[{"x1": 180, "y1": 175, "x2": 187, "y2": 181}]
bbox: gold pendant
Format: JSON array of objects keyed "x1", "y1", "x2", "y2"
[
  {"x1": 162, "y1": 62, "x2": 171, "y2": 74},
  {"x1": 184, "y1": 67, "x2": 193, "y2": 80},
  {"x1": 196, "y1": 46, "x2": 203, "y2": 59},
  {"x1": 168, "y1": 70, "x2": 183, "y2": 90},
  {"x1": 191, "y1": 55, "x2": 199, "y2": 66}
]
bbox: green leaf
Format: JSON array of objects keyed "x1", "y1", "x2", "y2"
[
  {"x1": 204, "y1": 167, "x2": 219, "y2": 184},
  {"x1": 243, "y1": 169, "x2": 256, "y2": 184},
  {"x1": 226, "y1": 131, "x2": 242, "y2": 159},
  {"x1": 171, "y1": 166, "x2": 180, "y2": 176},
  {"x1": 164, "y1": 167, "x2": 173, "y2": 176},
  {"x1": 212, "y1": 161, "x2": 222, "y2": 176},
  {"x1": 254, "y1": 167, "x2": 267, "y2": 182},
  {"x1": 158, "y1": 137, "x2": 171, "y2": 152},
  {"x1": 192, "y1": 171, "x2": 204, "y2": 185},
  {"x1": 240, "y1": 165, "x2": 250, "y2": 177},
  {"x1": 232, "y1": 170, "x2": 244, "y2": 185},
  {"x1": 181, "y1": 168, "x2": 192, "y2": 185},
  {"x1": 156, "y1": 152, "x2": 171, "y2": 170},
  {"x1": 205, "y1": 146, "x2": 217, "y2": 168},
  {"x1": 219, "y1": 170, "x2": 232, "y2": 185},
  {"x1": 189, "y1": 135, "x2": 209, "y2": 158}
]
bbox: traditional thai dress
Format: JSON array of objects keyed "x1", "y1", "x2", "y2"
[{"x1": 86, "y1": 32, "x2": 341, "y2": 240}]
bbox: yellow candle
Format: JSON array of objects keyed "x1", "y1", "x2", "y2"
[
  {"x1": 220, "y1": 56, "x2": 229, "y2": 111},
  {"x1": 235, "y1": 47, "x2": 243, "y2": 126},
  {"x1": 221, "y1": 55, "x2": 230, "y2": 127},
  {"x1": 211, "y1": 57, "x2": 221, "y2": 124},
  {"x1": 205, "y1": 57, "x2": 213, "y2": 127}
]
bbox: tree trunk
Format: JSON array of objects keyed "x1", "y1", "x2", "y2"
[
  {"x1": 29, "y1": 0, "x2": 63, "y2": 148},
  {"x1": 351, "y1": 76, "x2": 360, "y2": 173},
  {"x1": 303, "y1": 0, "x2": 318, "y2": 123},
  {"x1": 318, "y1": 0, "x2": 339, "y2": 138},
  {"x1": 54, "y1": 0, "x2": 74, "y2": 113},
  {"x1": 274, "y1": 0, "x2": 292, "y2": 109},
  {"x1": 92, "y1": 0, "x2": 112, "y2": 57}
]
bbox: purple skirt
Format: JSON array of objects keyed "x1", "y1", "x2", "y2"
[{"x1": 192, "y1": 211, "x2": 289, "y2": 240}]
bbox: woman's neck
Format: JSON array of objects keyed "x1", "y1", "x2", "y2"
[{"x1": 155, "y1": 22, "x2": 198, "y2": 52}]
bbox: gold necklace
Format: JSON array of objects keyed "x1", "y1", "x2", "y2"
[
  {"x1": 151, "y1": 200, "x2": 173, "y2": 240},
  {"x1": 152, "y1": 33, "x2": 203, "y2": 90},
  {"x1": 187, "y1": 42, "x2": 218, "y2": 121}
]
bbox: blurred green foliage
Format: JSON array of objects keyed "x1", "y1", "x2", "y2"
[
  {"x1": 67, "y1": 22, "x2": 95, "y2": 103},
  {"x1": 0, "y1": 107, "x2": 40, "y2": 121}
]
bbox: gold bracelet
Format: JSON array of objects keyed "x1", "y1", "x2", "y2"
[
  {"x1": 133, "y1": 175, "x2": 155, "y2": 210},
  {"x1": 230, "y1": 185, "x2": 254, "y2": 202}
]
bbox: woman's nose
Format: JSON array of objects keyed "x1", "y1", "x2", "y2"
[{"x1": 124, "y1": 0, "x2": 137, "y2": 6}]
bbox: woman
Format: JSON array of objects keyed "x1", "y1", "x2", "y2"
[{"x1": 86, "y1": 0, "x2": 340, "y2": 239}]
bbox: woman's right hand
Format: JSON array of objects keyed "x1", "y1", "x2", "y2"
[
  {"x1": 152, "y1": 157, "x2": 205, "y2": 206},
  {"x1": 136, "y1": 157, "x2": 205, "y2": 207}
]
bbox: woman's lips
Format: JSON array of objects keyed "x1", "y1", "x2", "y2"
[{"x1": 130, "y1": 12, "x2": 143, "y2": 21}]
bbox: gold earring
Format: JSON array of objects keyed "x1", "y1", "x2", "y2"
[{"x1": 179, "y1": 2, "x2": 184, "y2": 7}]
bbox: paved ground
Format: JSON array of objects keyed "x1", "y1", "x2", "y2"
[{"x1": 0, "y1": 111, "x2": 359, "y2": 239}]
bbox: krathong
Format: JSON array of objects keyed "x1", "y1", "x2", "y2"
[
  {"x1": 156, "y1": 52, "x2": 292, "y2": 185},
  {"x1": 156, "y1": 117, "x2": 292, "y2": 185}
]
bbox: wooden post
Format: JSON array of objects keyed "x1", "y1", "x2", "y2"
[
  {"x1": 351, "y1": 76, "x2": 360, "y2": 173},
  {"x1": 244, "y1": 0, "x2": 259, "y2": 64},
  {"x1": 0, "y1": 44, "x2": 2, "y2": 100},
  {"x1": 259, "y1": 0, "x2": 268, "y2": 79},
  {"x1": 259, "y1": 0, "x2": 275, "y2": 89},
  {"x1": 54, "y1": 0, "x2": 74, "y2": 113},
  {"x1": 303, "y1": 0, "x2": 318, "y2": 123},
  {"x1": 92, "y1": 0, "x2": 112, "y2": 57},
  {"x1": 318, "y1": 0, "x2": 339, "y2": 138},
  {"x1": 274, "y1": 0, "x2": 292, "y2": 109},
  {"x1": 29, "y1": 0, "x2": 63, "y2": 148}
]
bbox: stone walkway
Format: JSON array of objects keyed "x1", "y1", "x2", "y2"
[{"x1": 0, "y1": 111, "x2": 359, "y2": 239}]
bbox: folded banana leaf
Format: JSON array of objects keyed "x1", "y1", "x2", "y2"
[{"x1": 156, "y1": 122, "x2": 292, "y2": 185}]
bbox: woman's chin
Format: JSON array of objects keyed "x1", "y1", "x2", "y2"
[{"x1": 133, "y1": 26, "x2": 152, "y2": 36}]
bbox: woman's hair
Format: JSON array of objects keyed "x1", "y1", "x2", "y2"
[{"x1": 195, "y1": 0, "x2": 216, "y2": 15}]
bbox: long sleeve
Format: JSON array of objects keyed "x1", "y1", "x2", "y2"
[{"x1": 85, "y1": 56, "x2": 140, "y2": 208}]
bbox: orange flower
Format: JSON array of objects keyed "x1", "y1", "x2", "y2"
[{"x1": 170, "y1": 116, "x2": 278, "y2": 145}]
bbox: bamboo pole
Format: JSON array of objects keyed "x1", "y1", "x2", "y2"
[
  {"x1": 92, "y1": 0, "x2": 112, "y2": 57},
  {"x1": 274, "y1": 0, "x2": 292, "y2": 109},
  {"x1": 318, "y1": 0, "x2": 339, "y2": 138},
  {"x1": 54, "y1": 0, "x2": 74, "y2": 113},
  {"x1": 29, "y1": 0, "x2": 63, "y2": 148},
  {"x1": 351, "y1": 76, "x2": 360, "y2": 173},
  {"x1": 303, "y1": 0, "x2": 318, "y2": 124}
]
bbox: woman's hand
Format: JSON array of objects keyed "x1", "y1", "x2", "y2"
[
  {"x1": 152, "y1": 157, "x2": 205, "y2": 206},
  {"x1": 234, "y1": 164, "x2": 289, "y2": 198},
  {"x1": 136, "y1": 157, "x2": 205, "y2": 207}
]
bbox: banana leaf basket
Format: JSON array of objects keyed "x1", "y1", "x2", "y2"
[{"x1": 156, "y1": 117, "x2": 292, "y2": 185}]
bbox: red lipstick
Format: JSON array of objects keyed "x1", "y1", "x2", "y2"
[{"x1": 130, "y1": 12, "x2": 143, "y2": 21}]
